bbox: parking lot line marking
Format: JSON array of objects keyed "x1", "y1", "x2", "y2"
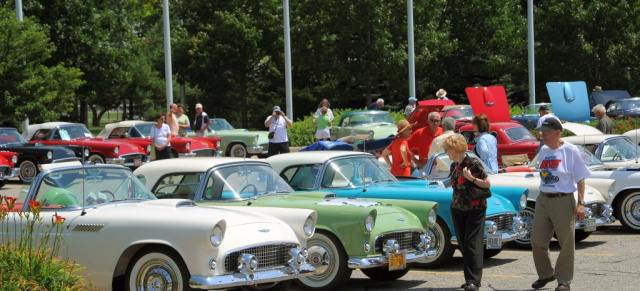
[
  {"x1": 409, "y1": 270, "x2": 522, "y2": 278},
  {"x1": 500, "y1": 250, "x2": 614, "y2": 256}
]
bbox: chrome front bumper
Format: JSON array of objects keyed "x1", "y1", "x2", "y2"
[
  {"x1": 179, "y1": 148, "x2": 217, "y2": 157},
  {"x1": 0, "y1": 167, "x2": 18, "y2": 180},
  {"x1": 247, "y1": 145, "x2": 264, "y2": 154},
  {"x1": 189, "y1": 264, "x2": 315, "y2": 290},
  {"x1": 575, "y1": 216, "x2": 615, "y2": 230},
  {"x1": 347, "y1": 249, "x2": 437, "y2": 269},
  {"x1": 451, "y1": 218, "x2": 528, "y2": 246}
]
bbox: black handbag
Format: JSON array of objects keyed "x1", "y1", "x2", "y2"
[
  {"x1": 268, "y1": 131, "x2": 275, "y2": 139},
  {"x1": 468, "y1": 182, "x2": 492, "y2": 200}
]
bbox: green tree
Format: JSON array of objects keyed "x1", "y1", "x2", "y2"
[{"x1": 0, "y1": 9, "x2": 83, "y2": 127}]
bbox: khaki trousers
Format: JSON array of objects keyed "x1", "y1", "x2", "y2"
[{"x1": 531, "y1": 193, "x2": 576, "y2": 285}]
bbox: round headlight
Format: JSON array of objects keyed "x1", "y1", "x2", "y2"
[
  {"x1": 365, "y1": 213, "x2": 375, "y2": 232},
  {"x1": 210, "y1": 225, "x2": 224, "y2": 247},
  {"x1": 520, "y1": 193, "x2": 527, "y2": 209},
  {"x1": 114, "y1": 146, "x2": 119, "y2": 155},
  {"x1": 428, "y1": 209, "x2": 436, "y2": 225},
  {"x1": 216, "y1": 140, "x2": 221, "y2": 148},
  {"x1": 47, "y1": 151, "x2": 53, "y2": 160},
  {"x1": 146, "y1": 145, "x2": 151, "y2": 153},
  {"x1": 304, "y1": 216, "x2": 315, "y2": 237},
  {"x1": 486, "y1": 221, "x2": 497, "y2": 234},
  {"x1": 84, "y1": 148, "x2": 90, "y2": 157},
  {"x1": 254, "y1": 135, "x2": 259, "y2": 144},
  {"x1": 11, "y1": 155, "x2": 17, "y2": 164},
  {"x1": 607, "y1": 181, "x2": 615, "y2": 199},
  {"x1": 185, "y1": 142, "x2": 191, "y2": 150}
]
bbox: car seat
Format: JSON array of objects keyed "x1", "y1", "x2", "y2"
[{"x1": 40, "y1": 188, "x2": 79, "y2": 207}]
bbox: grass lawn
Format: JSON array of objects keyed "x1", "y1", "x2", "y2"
[{"x1": 87, "y1": 110, "x2": 126, "y2": 135}]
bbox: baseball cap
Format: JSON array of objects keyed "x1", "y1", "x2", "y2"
[
  {"x1": 540, "y1": 117, "x2": 562, "y2": 131},
  {"x1": 195, "y1": 103, "x2": 203, "y2": 109},
  {"x1": 539, "y1": 105, "x2": 549, "y2": 111},
  {"x1": 273, "y1": 106, "x2": 281, "y2": 112},
  {"x1": 408, "y1": 97, "x2": 418, "y2": 102}
]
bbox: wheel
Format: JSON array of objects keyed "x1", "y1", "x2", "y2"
[
  {"x1": 241, "y1": 281, "x2": 291, "y2": 291},
  {"x1": 617, "y1": 191, "x2": 640, "y2": 232},
  {"x1": 229, "y1": 144, "x2": 247, "y2": 158},
  {"x1": 483, "y1": 247, "x2": 504, "y2": 259},
  {"x1": 360, "y1": 265, "x2": 412, "y2": 281},
  {"x1": 19, "y1": 160, "x2": 38, "y2": 182},
  {"x1": 0, "y1": 180, "x2": 6, "y2": 188},
  {"x1": 413, "y1": 217, "x2": 455, "y2": 268},
  {"x1": 125, "y1": 246, "x2": 192, "y2": 291},
  {"x1": 88, "y1": 154, "x2": 105, "y2": 164},
  {"x1": 511, "y1": 203, "x2": 535, "y2": 249},
  {"x1": 296, "y1": 231, "x2": 352, "y2": 291},
  {"x1": 575, "y1": 230, "x2": 592, "y2": 242},
  {"x1": 170, "y1": 150, "x2": 178, "y2": 159}
]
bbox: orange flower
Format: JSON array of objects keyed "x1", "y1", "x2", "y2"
[
  {"x1": 52, "y1": 212, "x2": 66, "y2": 225},
  {"x1": 29, "y1": 200, "x2": 42, "y2": 213},
  {"x1": 4, "y1": 196, "x2": 16, "y2": 210}
]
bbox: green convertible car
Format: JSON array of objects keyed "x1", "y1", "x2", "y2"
[
  {"x1": 134, "y1": 157, "x2": 439, "y2": 290},
  {"x1": 187, "y1": 118, "x2": 270, "y2": 157}
]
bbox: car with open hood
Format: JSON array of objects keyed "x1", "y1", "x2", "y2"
[
  {"x1": 186, "y1": 118, "x2": 270, "y2": 157},
  {"x1": 134, "y1": 157, "x2": 438, "y2": 290},
  {"x1": 511, "y1": 103, "x2": 554, "y2": 130},
  {"x1": 23, "y1": 122, "x2": 148, "y2": 168},
  {"x1": 0, "y1": 164, "x2": 317, "y2": 290},
  {"x1": 330, "y1": 110, "x2": 397, "y2": 142},
  {"x1": 0, "y1": 127, "x2": 82, "y2": 181},
  {"x1": 267, "y1": 151, "x2": 528, "y2": 268},
  {"x1": 421, "y1": 150, "x2": 615, "y2": 248},
  {"x1": 97, "y1": 120, "x2": 222, "y2": 158}
]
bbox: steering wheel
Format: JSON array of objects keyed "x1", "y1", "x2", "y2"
[
  {"x1": 98, "y1": 190, "x2": 116, "y2": 201},
  {"x1": 239, "y1": 184, "x2": 258, "y2": 197},
  {"x1": 612, "y1": 153, "x2": 622, "y2": 161}
]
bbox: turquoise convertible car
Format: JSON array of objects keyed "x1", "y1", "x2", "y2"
[{"x1": 267, "y1": 151, "x2": 528, "y2": 268}]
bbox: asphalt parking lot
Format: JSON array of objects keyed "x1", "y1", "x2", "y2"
[{"x1": 2, "y1": 179, "x2": 639, "y2": 291}]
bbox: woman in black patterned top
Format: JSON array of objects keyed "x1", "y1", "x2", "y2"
[{"x1": 443, "y1": 134, "x2": 491, "y2": 291}]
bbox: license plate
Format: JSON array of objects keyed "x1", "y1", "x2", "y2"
[
  {"x1": 134, "y1": 158, "x2": 142, "y2": 167},
  {"x1": 389, "y1": 253, "x2": 406, "y2": 271},
  {"x1": 487, "y1": 234, "x2": 502, "y2": 249},
  {"x1": 584, "y1": 217, "x2": 597, "y2": 232}
]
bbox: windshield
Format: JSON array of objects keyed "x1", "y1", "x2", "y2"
[
  {"x1": 56, "y1": 125, "x2": 94, "y2": 140},
  {"x1": 0, "y1": 129, "x2": 29, "y2": 145},
  {"x1": 209, "y1": 119, "x2": 235, "y2": 131},
  {"x1": 615, "y1": 99, "x2": 640, "y2": 111},
  {"x1": 524, "y1": 104, "x2": 553, "y2": 115},
  {"x1": 24, "y1": 167, "x2": 155, "y2": 209},
  {"x1": 133, "y1": 123, "x2": 154, "y2": 138},
  {"x1": 599, "y1": 137, "x2": 640, "y2": 162},
  {"x1": 426, "y1": 151, "x2": 497, "y2": 180},
  {"x1": 321, "y1": 157, "x2": 397, "y2": 188},
  {"x1": 444, "y1": 107, "x2": 474, "y2": 120},
  {"x1": 204, "y1": 164, "x2": 294, "y2": 200},
  {"x1": 504, "y1": 127, "x2": 536, "y2": 142},
  {"x1": 345, "y1": 113, "x2": 395, "y2": 127}
]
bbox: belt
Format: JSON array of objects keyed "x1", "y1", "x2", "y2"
[{"x1": 540, "y1": 191, "x2": 571, "y2": 198}]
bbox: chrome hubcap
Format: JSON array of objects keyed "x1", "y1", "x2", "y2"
[
  {"x1": 624, "y1": 194, "x2": 640, "y2": 228},
  {"x1": 307, "y1": 243, "x2": 332, "y2": 278},
  {"x1": 136, "y1": 259, "x2": 177, "y2": 291}
]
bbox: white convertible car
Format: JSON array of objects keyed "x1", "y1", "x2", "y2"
[
  {"x1": 0, "y1": 164, "x2": 316, "y2": 290},
  {"x1": 419, "y1": 151, "x2": 615, "y2": 248}
]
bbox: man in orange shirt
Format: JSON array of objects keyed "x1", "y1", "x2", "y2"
[{"x1": 408, "y1": 111, "x2": 443, "y2": 170}]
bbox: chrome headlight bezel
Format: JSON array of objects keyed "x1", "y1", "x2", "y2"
[
  {"x1": 11, "y1": 154, "x2": 18, "y2": 164},
  {"x1": 216, "y1": 140, "x2": 221, "y2": 148},
  {"x1": 47, "y1": 151, "x2": 53, "y2": 160},
  {"x1": 146, "y1": 145, "x2": 151, "y2": 153},
  {"x1": 303, "y1": 216, "x2": 316, "y2": 237},
  {"x1": 83, "y1": 148, "x2": 90, "y2": 157},
  {"x1": 428, "y1": 209, "x2": 436, "y2": 225},
  {"x1": 210, "y1": 224, "x2": 224, "y2": 247},
  {"x1": 607, "y1": 181, "x2": 615, "y2": 199},
  {"x1": 520, "y1": 193, "x2": 527, "y2": 209},
  {"x1": 185, "y1": 142, "x2": 191, "y2": 150},
  {"x1": 485, "y1": 220, "x2": 498, "y2": 234},
  {"x1": 114, "y1": 146, "x2": 119, "y2": 155}
]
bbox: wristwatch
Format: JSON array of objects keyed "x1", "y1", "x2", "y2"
[{"x1": 578, "y1": 200, "x2": 586, "y2": 206}]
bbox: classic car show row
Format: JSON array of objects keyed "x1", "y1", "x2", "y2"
[{"x1": 1, "y1": 83, "x2": 640, "y2": 290}]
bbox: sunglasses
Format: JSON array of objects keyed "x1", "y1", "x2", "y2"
[{"x1": 429, "y1": 119, "x2": 441, "y2": 123}]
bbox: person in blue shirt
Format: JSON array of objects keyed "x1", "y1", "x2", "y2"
[
  {"x1": 368, "y1": 98, "x2": 384, "y2": 110},
  {"x1": 472, "y1": 114, "x2": 498, "y2": 172}
]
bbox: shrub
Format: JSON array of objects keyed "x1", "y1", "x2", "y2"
[{"x1": 0, "y1": 197, "x2": 93, "y2": 290}]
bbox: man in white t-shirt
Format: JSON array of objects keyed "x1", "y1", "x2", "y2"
[
  {"x1": 264, "y1": 106, "x2": 292, "y2": 157},
  {"x1": 530, "y1": 118, "x2": 589, "y2": 291}
]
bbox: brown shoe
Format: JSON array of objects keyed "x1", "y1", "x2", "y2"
[{"x1": 555, "y1": 284, "x2": 570, "y2": 291}]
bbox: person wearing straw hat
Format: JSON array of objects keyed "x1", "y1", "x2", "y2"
[
  {"x1": 436, "y1": 89, "x2": 449, "y2": 100},
  {"x1": 404, "y1": 97, "x2": 418, "y2": 119},
  {"x1": 382, "y1": 120, "x2": 414, "y2": 176}
]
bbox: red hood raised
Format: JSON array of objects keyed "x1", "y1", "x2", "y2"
[
  {"x1": 465, "y1": 86, "x2": 511, "y2": 123},
  {"x1": 408, "y1": 99, "x2": 455, "y2": 129}
]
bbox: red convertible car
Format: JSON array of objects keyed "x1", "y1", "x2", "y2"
[
  {"x1": 23, "y1": 122, "x2": 148, "y2": 168},
  {"x1": 97, "y1": 121, "x2": 222, "y2": 158},
  {"x1": 0, "y1": 151, "x2": 18, "y2": 187},
  {"x1": 458, "y1": 122, "x2": 539, "y2": 166}
]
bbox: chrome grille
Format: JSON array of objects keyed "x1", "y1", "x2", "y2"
[
  {"x1": 374, "y1": 231, "x2": 422, "y2": 254},
  {"x1": 487, "y1": 213, "x2": 515, "y2": 232},
  {"x1": 192, "y1": 149, "x2": 216, "y2": 157},
  {"x1": 587, "y1": 203, "x2": 605, "y2": 218},
  {"x1": 122, "y1": 154, "x2": 147, "y2": 164},
  {"x1": 224, "y1": 243, "x2": 298, "y2": 273}
]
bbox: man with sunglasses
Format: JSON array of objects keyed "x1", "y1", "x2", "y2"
[{"x1": 408, "y1": 111, "x2": 443, "y2": 170}]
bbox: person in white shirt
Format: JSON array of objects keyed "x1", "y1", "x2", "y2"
[
  {"x1": 150, "y1": 112, "x2": 172, "y2": 160},
  {"x1": 428, "y1": 117, "x2": 456, "y2": 158},
  {"x1": 264, "y1": 106, "x2": 292, "y2": 157}
]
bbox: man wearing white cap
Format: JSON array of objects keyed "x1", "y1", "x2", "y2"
[
  {"x1": 265, "y1": 105, "x2": 292, "y2": 156},
  {"x1": 404, "y1": 97, "x2": 418, "y2": 119},
  {"x1": 193, "y1": 103, "x2": 211, "y2": 137}
]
